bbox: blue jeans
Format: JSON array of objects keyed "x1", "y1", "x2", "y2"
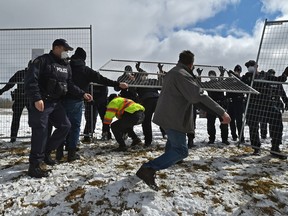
[
  {"x1": 62, "y1": 99, "x2": 83, "y2": 149},
  {"x1": 143, "y1": 129, "x2": 188, "y2": 170}
]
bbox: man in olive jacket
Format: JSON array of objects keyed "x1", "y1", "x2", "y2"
[{"x1": 136, "y1": 50, "x2": 231, "y2": 190}]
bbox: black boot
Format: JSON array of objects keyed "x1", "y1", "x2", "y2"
[
  {"x1": 44, "y1": 152, "x2": 57, "y2": 166},
  {"x1": 131, "y1": 138, "x2": 143, "y2": 146},
  {"x1": 188, "y1": 139, "x2": 196, "y2": 149},
  {"x1": 56, "y1": 145, "x2": 64, "y2": 161},
  {"x1": 114, "y1": 145, "x2": 128, "y2": 152},
  {"x1": 271, "y1": 145, "x2": 287, "y2": 160},
  {"x1": 28, "y1": 164, "x2": 49, "y2": 178},
  {"x1": 67, "y1": 148, "x2": 80, "y2": 162},
  {"x1": 136, "y1": 166, "x2": 159, "y2": 191},
  {"x1": 252, "y1": 148, "x2": 261, "y2": 156}
]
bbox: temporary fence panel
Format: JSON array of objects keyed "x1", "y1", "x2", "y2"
[
  {"x1": 0, "y1": 27, "x2": 92, "y2": 142},
  {"x1": 98, "y1": 59, "x2": 258, "y2": 94},
  {"x1": 241, "y1": 19, "x2": 288, "y2": 157}
]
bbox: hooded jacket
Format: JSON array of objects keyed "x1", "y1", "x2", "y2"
[{"x1": 65, "y1": 57, "x2": 120, "y2": 99}]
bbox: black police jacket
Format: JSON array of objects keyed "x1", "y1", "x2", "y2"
[
  {"x1": 241, "y1": 71, "x2": 287, "y2": 111},
  {"x1": 25, "y1": 51, "x2": 85, "y2": 102},
  {"x1": 0, "y1": 69, "x2": 27, "y2": 97}
]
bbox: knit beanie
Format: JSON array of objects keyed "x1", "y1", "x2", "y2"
[{"x1": 74, "y1": 47, "x2": 86, "y2": 61}]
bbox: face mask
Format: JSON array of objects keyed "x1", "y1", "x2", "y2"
[
  {"x1": 61, "y1": 51, "x2": 70, "y2": 59},
  {"x1": 248, "y1": 66, "x2": 255, "y2": 73}
]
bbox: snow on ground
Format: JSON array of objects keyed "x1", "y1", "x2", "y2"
[{"x1": 0, "y1": 116, "x2": 288, "y2": 216}]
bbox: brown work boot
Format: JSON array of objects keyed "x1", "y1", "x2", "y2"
[{"x1": 136, "y1": 166, "x2": 159, "y2": 191}]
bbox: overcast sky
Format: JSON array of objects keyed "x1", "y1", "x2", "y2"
[{"x1": 1, "y1": 0, "x2": 288, "y2": 71}]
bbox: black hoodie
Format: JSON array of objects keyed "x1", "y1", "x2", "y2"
[{"x1": 65, "y1": 56, "x2": 119, "y2": 99}]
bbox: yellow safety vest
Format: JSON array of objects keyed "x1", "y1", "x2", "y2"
[{"x1": 103, "y1": 97, "x2": 145, "y2": 125}]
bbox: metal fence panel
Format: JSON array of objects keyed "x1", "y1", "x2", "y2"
[{"x1": 0, "y1": 27, "x2": 92, "y2": 142}]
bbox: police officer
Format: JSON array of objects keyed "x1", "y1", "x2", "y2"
[
  {"x1": 260, "y1": 68, "x2": 288, "y2": 139},
  {"x1": 206, "y1": 70, "x2": 229, "y2": 145},
  {"x1": 0, "y1": 67, "x2": 30, "y2": 143},
  {"x1": 242, "y1": 60, "x2": 288, "y2": 159},
  {"x1": 226, "y1": 65, "x2": 245, "y2": 142},
  {"x1": 25, "y1": 39, "x2": 93, "y2": 178}
]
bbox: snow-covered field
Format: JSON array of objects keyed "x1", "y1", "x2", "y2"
[{"x1": 1, "y1": 114, "x2": 288, "y2": 216}]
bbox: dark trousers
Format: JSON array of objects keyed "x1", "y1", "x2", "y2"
[
  {"x1": 141, "y1": 97, "x2": 158, "y2": 145},
  {"x1": 206, "y1": 113, "x2": 228, "y2": 142},
  {"x1": 227, "y1": 100, "x2": 244, "y2": 139},
  {"x1": 111, "y1": 111, "x2": 144, "y2": 147},
  {"x1": 246, "y1": 106, "x2": 283, "y2": 148},
  {"x1": 260, "y1": 122, "x2": 268, "y2": 138},
  {"x1": 83, "y1": 97, "x2": 108, "y2": 137},
  {"x1": 28, "y1": 102, "x2": 71, "y2": 166},
  {"x1": 10, "y1": 98, "x2": 29, "y2": 139}
]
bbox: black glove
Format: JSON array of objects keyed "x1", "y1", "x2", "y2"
[
  {"x1": 218, "y1": 66, "x2": 225, "y2": 76},
  {"x1": 196, "y1": 68, "x2": 203, "y2": 76},
  {"x1": 227, "y1": 70, "x2": 234, "y2": 77},
  {"x1": 136, "y1": 62, "x2": 141, "y2": 72},
  {"x1": 0, "y1": 89, "x2": 4, "y2": 95},
  {"x1": 158, "y1": 63, "x2": 163, "y2": 71}
]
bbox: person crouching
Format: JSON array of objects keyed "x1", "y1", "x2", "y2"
[{"x1": 103, "y1": 94, "x2": 145, "y2": 151}]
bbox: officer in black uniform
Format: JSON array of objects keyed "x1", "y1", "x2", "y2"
[
  {"x1": 226, "y1": 65, "x2": 245, "y2": 142},
  {"x1": 241, "y1": 60, "x2": 288, "y2": 159},
  {"x1": 206, "y1": 70, "x2": 229, "y2": 145},
  {"x1": 260, "y1": 68, "x2": 288, "y2": 139},
  {"x1": 0, "y1": 68, "x2": 30, "y2": 142},
  {"x1": 25, "y1": 39, "x2": 93, "y2": 178}
]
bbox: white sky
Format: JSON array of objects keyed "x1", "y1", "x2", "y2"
[{"x1": 0, "y1": 0, "x2": 288, "y2": 70}]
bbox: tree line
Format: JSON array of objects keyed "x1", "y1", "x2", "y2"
[{"x1": 0, "y1": 98, "x2": 13, "y2": 108}]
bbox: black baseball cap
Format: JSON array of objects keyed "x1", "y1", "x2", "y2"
[
  {"x1": 245, "y1": 60, "x2": 256, "y2": 68},
  {"x1": 52, "y1": 38, "x2": 73, "y2": 51}
]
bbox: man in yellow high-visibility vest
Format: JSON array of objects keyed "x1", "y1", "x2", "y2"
[{"x1": 103, "y1": 94, "x2": 145, "y2": 151}]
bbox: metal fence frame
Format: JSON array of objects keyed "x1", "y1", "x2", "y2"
[
  {"x1": 240, "y1": 19, "x2": 288, "y2": 155},
  {"x1": 0, "y1": 26, "x2": 92, "y2": 141}
]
